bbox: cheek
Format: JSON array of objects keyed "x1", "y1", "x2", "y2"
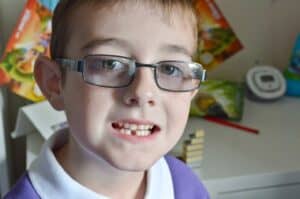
[
  {"x1": 165, "y1": 94, "x2": 192, "y2": 142},
  {"x1": 62, "y1": 76, "x2": 114, "y2": 144},
  {"x1": 167, "y1": 94, "x2": 192, "y2": 121}
]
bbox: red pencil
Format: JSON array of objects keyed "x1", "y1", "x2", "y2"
[{"x1": 203, "y1": 116, "x2": 259, "y2": 135}]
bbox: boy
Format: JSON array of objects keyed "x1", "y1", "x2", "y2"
[{"x1": 5, "y1": 0, "x2": 209, "y2": 198}]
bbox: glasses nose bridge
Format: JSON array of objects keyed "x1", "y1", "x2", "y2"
[
  {"x1": 132, "y1": 62, "x2": 157, "y2": 82},
  {"x1": 133, "y1": 62, "x2": 157, "y2": 81},
  {"x1": 133, "y1": 62, "x2": 158, "y2": 86},
  {"x1": 135, "y1": 62, "x2": 156, "y2": 70},
  {"x1": 123, "y1": 62, "x2": 158, "y2": 107}
]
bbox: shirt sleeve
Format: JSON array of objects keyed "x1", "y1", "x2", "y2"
[
  {"x1": 165, "y1": 155, "x2": 210, "y2": 199},
  {"x1": 3, "y1": 172, "x2": 41, "y2": 199}
]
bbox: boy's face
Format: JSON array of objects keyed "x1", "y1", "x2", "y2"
[{"x1": 54, "y1": 2, "x2": 197, "y2": 170}]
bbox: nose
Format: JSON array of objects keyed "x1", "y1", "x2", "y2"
[{"x1": 123, "y1": 67, "x2": 157, "y2": 107}]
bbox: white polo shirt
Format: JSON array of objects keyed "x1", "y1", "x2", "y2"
[{"x1": 28, "y1": 130, "x2": 174, "y2": 199}]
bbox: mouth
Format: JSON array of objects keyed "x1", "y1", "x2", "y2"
[{"x1": 111, "y1": 120, "x2": 161, "y2": 137}]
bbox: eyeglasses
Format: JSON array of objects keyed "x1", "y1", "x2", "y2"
[{"x1": 56, "y1": 54, "x2": 206, "y2": 92}]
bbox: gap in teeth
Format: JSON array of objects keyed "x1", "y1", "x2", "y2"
[
  {"x1": 114, "y1": 122, "x2": 155, "y2": 136},
  {"x1": 120, "y1": 129, "x2": 151, "y2": 136}
]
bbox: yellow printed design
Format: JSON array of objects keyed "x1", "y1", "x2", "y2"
[{"x1": 0, "y1": 0, "x2": 52, "y2": 101}]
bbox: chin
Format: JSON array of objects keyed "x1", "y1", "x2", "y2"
[
  {"x1": 112, "y1": 163, "x2": 150, "y2": 172},
  {"x1": 103, "y1": 152, "x2": 159, "y2": 172}
]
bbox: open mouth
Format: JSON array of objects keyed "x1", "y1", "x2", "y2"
[{"x1": 112, "y1": 121, "x2": 160, "y2": 137}]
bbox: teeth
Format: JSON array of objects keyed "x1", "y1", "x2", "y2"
[
  {"x1": 147, "y1": 125, "x2": 154, "y2": 129},
  {"x1": 122, "y1": 123, "x2": 153, "y2": 130},
  {"x1": 119, "y1": 129, "x2": 151, "y2": 136},
  {"x1": 125, "y1": 129, "x2": 131, "y2": 135},
  {"x1": 136, "y1": 131, "x2": 142, "y2": 136},
  {"x1": 130, "y1": 124, "x2": 138, "y2": 131},
  {"x1": 140, "y1": 125, "x2": 146, "y2": 130},
  {"x1": 136, "y1": 130, "x2": 151, "y2": 136},
  {"x1": 114, "y1": 122, "x2": 155, "y2": 136}
]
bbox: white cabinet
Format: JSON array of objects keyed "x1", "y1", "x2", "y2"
[
  {"x1": 220, "y1": 185, "x2": 300, "y2": 199},
  {"x1": 202, "y1": 171, "x2": 300, "y2": 198}
]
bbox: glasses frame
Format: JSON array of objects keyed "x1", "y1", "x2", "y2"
[{"x1": 56, "y1": 54, "x2": 206, "y2": 92}]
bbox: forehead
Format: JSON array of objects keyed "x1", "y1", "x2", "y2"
[{"x1": 64, "y1": 2, "x2": 197, "y2": 58}]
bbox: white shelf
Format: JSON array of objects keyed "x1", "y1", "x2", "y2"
[{"x1": 179, "y1": 97, "x2": 300, "y2": 198}]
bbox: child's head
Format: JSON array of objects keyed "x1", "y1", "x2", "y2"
[
  {"x1": 34, "y1": 0, "x2": 205, "y2": 171},
  {"x1": 50, "y1": 0, "x2": 199, "y2": 60}
]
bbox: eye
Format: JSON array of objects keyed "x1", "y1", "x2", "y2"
[
  {"x1": 158, "y1": 64, "x2": 183, "y2": 77},
  {"x1": 102, "y1": 59, "x2": 125, "y2": 71}
]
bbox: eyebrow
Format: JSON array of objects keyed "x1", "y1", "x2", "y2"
[
  {"x1": 81, "y1": 38, "x2": 193, "y2": 57},
  {"x1": 161, "y1": 44, "x2": 193, "y2": 57},
  {"x1": 81, "y1": 38, "x2": 130, "y2": 52}
]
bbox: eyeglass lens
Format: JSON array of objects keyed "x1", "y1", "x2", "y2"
[{"x1": 82, "y1": 55, "x2": 203, "y2": 91}]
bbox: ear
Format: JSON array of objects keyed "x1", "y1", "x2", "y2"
[{"x1": 34, "y1": 55, "x2": 64, "y2": 110}]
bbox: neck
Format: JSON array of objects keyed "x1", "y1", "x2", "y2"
[{"x1": 54, "y1": 136, "x2": 147, "y2": 199}]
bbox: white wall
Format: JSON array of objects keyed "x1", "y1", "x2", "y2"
[
  {"x1": 1, "y1": 0, "x2": 27, "y2": 42},
  {"x1": 0, "y1": 0, "x2": 28, "y2": 189},
  {"x1": 0, "y1": 88, "x2": 9, "y2": 196},
  {"x1": 212, "y1": 0, "x2": 300, "y2": 81},
  {"x1": 0, "y1": 1, "x2": 10, "y2": 196}
]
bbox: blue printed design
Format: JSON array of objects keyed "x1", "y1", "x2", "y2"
[{"x1": 39, "y1": 0, "x2": 59, "y2": 11}]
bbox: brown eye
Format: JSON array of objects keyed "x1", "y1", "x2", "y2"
[
  {"x1": 158, "y1": 64, "x2": 183, "y2": 77},
  {"x1": 102, "y1": 60, "x2": 125, "y2": 71}
]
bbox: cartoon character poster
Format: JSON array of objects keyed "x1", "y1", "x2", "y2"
[
  {"x1": 0, "y1": 0, "x2": 52, "y2": 101},
  {"x1": 194, "y1": 0, "x2": 243, "y2": 70}
]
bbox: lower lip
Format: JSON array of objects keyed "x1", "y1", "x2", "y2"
[{"x1": 111, "y1": 128, "x2": 160, "y2": 144}]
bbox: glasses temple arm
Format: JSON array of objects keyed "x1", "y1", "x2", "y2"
[
  {"x1": 202, "y1": 70, "x2": 207, "y2": 81},
  {"x1": 56, "y1": 58, "x2": 84, "y2": 72}
]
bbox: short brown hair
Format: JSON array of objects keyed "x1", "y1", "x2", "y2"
[{"x1": 50, "y1": 0, "x2": 198, "y2": 59}]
